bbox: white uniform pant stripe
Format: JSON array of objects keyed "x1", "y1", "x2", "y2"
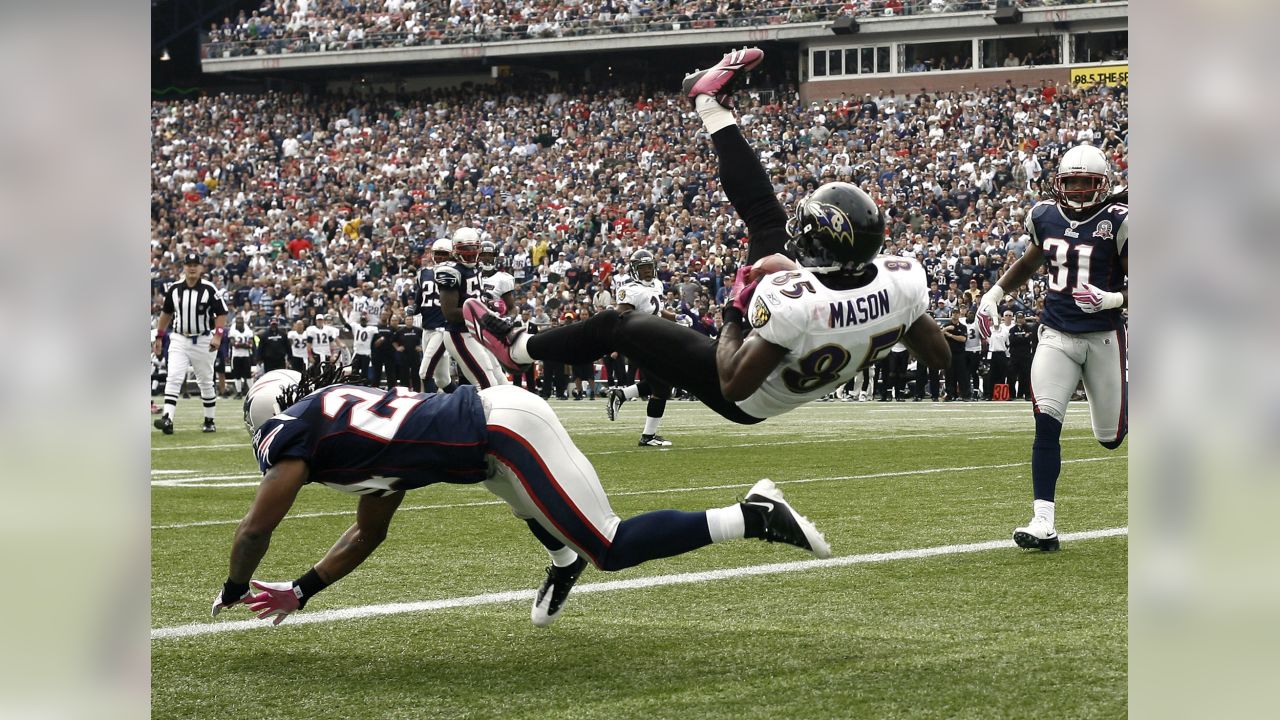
[{"x1": 444, "y1": 329, "x2": 509, "y2": 388}]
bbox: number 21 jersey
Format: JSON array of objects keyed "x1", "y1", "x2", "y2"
[{"x1": 737, "y1": 256, "x2": 928, "y2": 419}]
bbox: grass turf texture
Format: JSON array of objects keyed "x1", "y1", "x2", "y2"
[{"x1": 152, "y1": 397, "x2": 1126, "y2": 719}]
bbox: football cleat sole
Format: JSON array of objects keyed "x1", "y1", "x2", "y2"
[{"x1": 1013, "y1": 530, "x2": 1061, "y2": 552}]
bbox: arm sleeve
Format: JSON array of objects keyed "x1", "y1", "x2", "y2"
[{"x1": 254, "y1": 419, "x2": 312, "y2": 472}]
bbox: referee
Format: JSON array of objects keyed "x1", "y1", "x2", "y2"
[{"x1": 153, "y1": 253, "x2": 229, "y2": 434}]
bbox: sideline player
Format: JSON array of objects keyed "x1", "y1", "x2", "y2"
[
  {"x1": 226, "y1": 317, "x2": 255, "y2": 398},
  {"x1": 153, "y1": 252, "x2": 228, "y2": 434},
  {"x1": 211, "y1": 366, "x2": 831, "y2": 627},
  {"x1": 977, "y1": 143, "x2": 1128, "y2": 551},
  {"x1": 605, "y1": 248, "x2": 679, "y2": 446},
  {"x1": 415, "y1": 238, "x2": 455, "y2": 392},
  {"x1": 466, "y1": 48, "x2": 949, "y2": 424},
  {"x1": 436, "y1": 227, "x2": 510, "y2": 388}
]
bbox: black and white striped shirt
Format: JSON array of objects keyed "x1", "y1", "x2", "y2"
[{"x1": 162, "y1": 279, "x2": 228, "y2": 336}]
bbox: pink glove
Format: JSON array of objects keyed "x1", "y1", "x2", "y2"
[
  {"x1": 245, "y1": 580, "x2": 304, "y2": 625},
  {"x1": 1072, "y1": 283, "x2": 1123, "y2": 313},
  {"x1": 727, "y1": 266, "x2": 759, "y2": 315}
]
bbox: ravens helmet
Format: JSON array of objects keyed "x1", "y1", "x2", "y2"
[
  {"x1": 478, "y1": 241, "x2": 498, "y2": 272},
  {"x1": 452, "y1": 227, "x2": 481, "y2": 267},
  {"x1": 784, "y1": 182, "x2": 884, "y2": 274},
  {"x1": 631, "y1": 248, "x2": 656, "y2": 281}
]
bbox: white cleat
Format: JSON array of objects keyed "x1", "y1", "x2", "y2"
[
  {"x1": 1013, "y1": 516, "x2": 1060, "y2": 552},
  {"x1": 743, "y1": 479, "x2": 832, "y2": 559}
]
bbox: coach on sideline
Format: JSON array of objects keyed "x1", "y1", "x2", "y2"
[{"x1": 153, "y1": 252, "x2": 228, "y2": 434}]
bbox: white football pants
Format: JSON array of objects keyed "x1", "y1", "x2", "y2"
[{"x1": 1031, "y1": 325, "x2": 1128, "y2": 444}]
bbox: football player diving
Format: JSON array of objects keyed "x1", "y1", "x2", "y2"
[
  {"x1": 210, "y1": 364, "x2": 831, "y2": 628},
  {"x1": 466, "y1": 47, "x2": 950, "y2": 425},
  {"x1": 977, "y1": 143, "x2": 1129, "y2": 551}
]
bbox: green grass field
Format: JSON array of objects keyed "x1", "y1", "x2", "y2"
[{"x1": 151, "y1": 395, "x2": 1127, "y2": 719}]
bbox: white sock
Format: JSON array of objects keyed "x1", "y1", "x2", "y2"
[
  {"x1": 622, "y1": 384, "x2": 641, "y2": 401},
  {"x1": 643, "y1": 416, "x2": 661, "y2": 436},
  {"x1": 705, "y1": 505, "x2": 746, "y2": 543},
  {"x1": 549, "y1": 546, "x2": 578, "y2": 567},
  {"x1": 511, "y1": 334, "x2": 534, "y2": 365},
  {"x1": 695, "y1": 94, "x2": 737, "y2": 134},
  {"x1": 1033, "y1": 499, "x2": 1056, "y2": 526}
]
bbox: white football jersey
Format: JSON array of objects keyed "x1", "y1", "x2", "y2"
[
  {"x1": 229, "y1": 326, "x2": 255, "y2": 358},
  {"x1": 305, "y1": 324, "x2": 340, "y2": 358},
  {"x1": 287, "y1": 330, "x2": 309, "y2": 359},
  {"x1": 615, "y1": 278, "x2": 664, "y2": 316},
  {"x1": 736, "y1": 256, "x2": 929, "y2": 419},
  {"x1": 480, "y1": 271, "x2": 515, "y2": 299}
]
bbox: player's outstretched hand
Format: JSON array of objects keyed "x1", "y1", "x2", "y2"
[
  {"x1": 1072, "y1": 282, "x2": 1123, "y2": 313},
  {"x1": 976, "y1": 286, "x2": 1004, "y2": 340},
  {"x1": 245, "y1": 580, "x2": 304, "y2": 625},
  {"x1": 211, "y1": 582, "x2": 251, "y2": 618},
  {"x1": 727, "y1": 266, "x2": 759, "y2": 315},
  {"x1": 748, "y1": 253, "x2": 798, "y2": 282}
]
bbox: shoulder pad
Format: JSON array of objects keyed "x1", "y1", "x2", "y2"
[{"x1": 434, "y1": 264, "x2": 461, "y2": 288}]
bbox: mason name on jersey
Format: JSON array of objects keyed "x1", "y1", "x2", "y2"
[{"x1": 738, "y1": 256, "x2": 928, "y2": 419}]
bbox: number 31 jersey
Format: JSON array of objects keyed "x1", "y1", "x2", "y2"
[
  {"x1": 737, "y1": 256, "x2": 928, "y2": 419},
  {"x1": 251, "y1": 384, "x2": 489, "y2": 495},
  {"x1": 1027, "y1": 199, "x2": 1128, "y2": 334}
]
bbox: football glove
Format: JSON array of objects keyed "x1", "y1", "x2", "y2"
[
  {"x1": 727, "y1": 266, "x2": 759, "y2": 316},
  {"x1": 211, "y1": 581, "x2": 251, "y2": 618},
  {"x1": 976, "y1": 286, "x2": 1004, "y2": 340},
  {"x1": 245, "y1": 580, "x2": 305, "y2": 626},
  {"x1": 1072, "y1": 283, "x2": 1124, "y2": 313}
]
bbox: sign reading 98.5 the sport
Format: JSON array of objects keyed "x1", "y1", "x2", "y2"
[{"x1": 1070, "y1": 63, "x2": 1128, "y2": 88}]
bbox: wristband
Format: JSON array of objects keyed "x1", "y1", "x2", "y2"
[
  {"x1": 213, "y1": 327, "x2": 225, "y2": 338},
  {"x1": 721, "y1": 306, "x2": 746, "y2": 328},
  {"x1": 292, "y1": 567, "x2": 330, "y2": 609},
  {"x1": 156, "y1": 329, "x2": 168, "y2": 339},
  {"x1": 223, "y1": 579, "x2": 250, "y2": 601}
]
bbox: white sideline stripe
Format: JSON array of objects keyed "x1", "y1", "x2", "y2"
[
  {"x1": 150, "y1": 455, "x2": 1124, "y2": 529},
  {"x1": 150, "y1": 470, "x2": 196, "y2": 475},
  {"x1": 151, "y1": 527, "x2": 1128, "y2": 640}
]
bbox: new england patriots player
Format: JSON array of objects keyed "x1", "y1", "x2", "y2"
[
  {"x1": 415, "y1": 238, "x2": 455, "y2": 392},
  {"x1": 977, "y1": 143, "x2": 1128, "y2": 551},
  {"x1": 465, "y1": 48, "x2": 950, "y2": 425},
  {"x1": 211, "y1": 365, "x2": 830, "y2": 628},
  {"x1": 605, "y1": 248, "x2": 679, "y2": 446},
  {"x1": 435, "y1": 227, "x2": 510, "y2": 388}
]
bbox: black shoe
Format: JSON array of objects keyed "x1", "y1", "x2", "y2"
[
  {"x1": 202, "y1": 419, "x2": 216, "y2": 433},
  {"x1": 531, "y1": 556, "x2": 589, "y2": 627},
  {"x1": 742, "y1": 479, "x2": 831, "y2": 558},
  {"x1": 154, "y1": 415, "x2": 174, "y2": 435},
  {"x1": 638, "y1": 434, "x2": 672, "y2": 447},
  {"x1": 606, "y1": 387, "x2": 626, "y2": 421}
]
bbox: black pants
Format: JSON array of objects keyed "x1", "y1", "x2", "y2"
[
  {"x1": 987, "y1": 353, "x2": 1009, "y2": 399},
  {"x1": 288, "y1": 356, "x2": 307, "y2": 373},
  {"x1": 967, "y1": 351, "x2": 982, "y2": 398},
  {"x1": 540, "y1": 361, "x2": 568, "y2": 399},
  {"x1": 371, "y1": 354, "x2": 397, "y2": 389},
  {"x1": 914, "y1": 362, "x2": 940, "y2": 400},
  {"x1": 887, "y1": 350, "x2": 909, "y2": 399},
  {"x1": 946, "y1": 350, "x2": 969, "y2": 400},
  {"x1": 263, "y1": 356, "x2": 286, "y2": 372},
  {"x1": 1010, "y1": 353, "x2": 1032, "y2": 398},
  {"x1": 400, "y1": 349, "x2": 422, "y2": 392},
  {"x1": 351, "y1": 353, "x2": 371, "y2": 380},
  {"x1": 525, "y1": 126, "x2": 782, "y2": 425}
]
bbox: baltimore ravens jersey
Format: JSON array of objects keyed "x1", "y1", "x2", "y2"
[
  {"x1": 480, "y1": 271, "x2": 516, "y2": 302},
  {"x1": 737, "y1": 256, "x2": 929, "y2": 418},
  {"x1": 1026, "y1": 199, "x2": 1128, "y2": 333},
  {"x1": 415, "y1": 266, "x2": 447, "y2": 330},
  {"x1": 615, "y1": 278, "x2": 664, "y2": 316},
  {"x1": 251, "y1": 383, "x2": 489, "y2": 495}
]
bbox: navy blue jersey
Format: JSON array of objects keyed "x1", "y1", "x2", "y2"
[
  {"x1": 1027, "y1": 199, "x2": 1129, "y2": 333},
  {"x1": 251, "y1": 383, "x2": 489, "y2": 495},
  {"x1": 415, "y1": 267, "x2": 447, "y2": 330},
  {"x1": 434, "y1": 261, "x2": 481, "y2": 330}
]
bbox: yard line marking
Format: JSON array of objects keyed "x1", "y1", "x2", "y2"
[
  {"x1": 152, "y1": 443, "x2": 245, "y2": 451},
  {"x1": 150, "y1": 470, "x2": 196, "y2": 475},
  {"x1": 151, "y1": 527, "x2": 1127, "y2": 640},
  {"x1": 151, "y1": 455, "x2": 1125, "y2": 528}
]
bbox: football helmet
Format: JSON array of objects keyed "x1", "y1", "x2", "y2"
[
  {"x1": 784, "y1": 182, "x2": 884, "y2": 274},
  {"x1": 452, "y1": 227, "x2": 481, "y2": 267},
  {"x1": 478, "y1": 241, "x2": 498, "y2": 272},
  {"x1": 631, "y1": 249, "x2": 656, "y2": 282},
  {"x1": 430, "y1": 238, "x2": 453, "y2": 264},
  {"x1": 1051, "y1": 144, "x2": 1112, "y2": 210},
  {"x1": 242, "y1": 369, "x2": 302, "y2": 435}
]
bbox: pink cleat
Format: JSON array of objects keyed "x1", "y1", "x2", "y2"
[
  {"x1": 682, "y1": 47, "x2": 764, "y2": 107},
  {"x1": 462, "y1": 298, "x2": 530, "y2": 373}
]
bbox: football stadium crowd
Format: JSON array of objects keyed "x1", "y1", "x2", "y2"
[
  {"x1": 151, "y1": 71, "x2": 1127, "y2": 398},
  {"x1": 203, "y1": 1, "x2": 1103, "y2": 55}
]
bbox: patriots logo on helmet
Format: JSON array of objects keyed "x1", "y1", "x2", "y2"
[{"x1": 1092, "y1": 220, "x2": 1114, "y2": 240}]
